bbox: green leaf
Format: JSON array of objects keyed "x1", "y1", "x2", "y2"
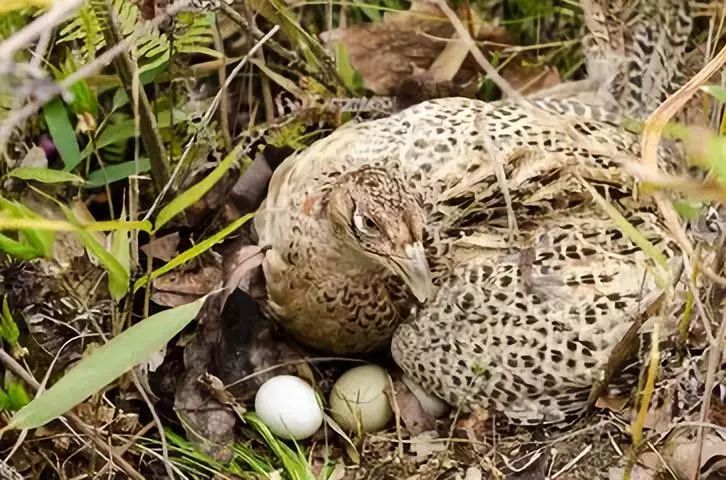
[
  {"x1": 135, "y1": 213, "x2": 254, "y2": 291},
  {"x1": 78, "y1": 228, "x2": 129, "y2": 301},
  {"x1": 0, "y1": 233, "x2": 43, "y2": 260},
  {"x1": 352, "y1": 0, "x2": 382, "y2": 22},
  {"x1": 80, "y1": 120, "x2": 137, "y2": 160},
  {"x1": 43, "y1": 98, "x2": 82, "y2": 171},
  {"x1": 153, "y1": 149, "x2": 241, "y2": 232},
  {"x1": 336, "y1": 43, "x2": 363, "y2": 93},
  {"x1": 111, "y1": 88, "x2": 129, "y2": 112},
  {"x1": 0, "y1": 197, "x2": 55, "y2": 258},
  {"x1": 84, "y1": 158, "x2": 151, "y2": 188},
  {"x1": 0, "y1": 388, "x2": 9, "y2": 411},
  {"x1": 706, "y1": 135, "x2": 726, "y2": 181},
  {"x1": 673, "y1": 200, "x2": 704, "y2": 220},
  {"x1": 6, "y1": 382, "x2": 30, "y2": 411},
  {"x1": 59, "y1": 205, "x2": 129, "y2": 301},
  {"x1": 701, "y1": 85, "x2": 726, "y2": 103},
  {"x1": 2, "y1": 296, "x2": 208, "y2": 431},
  {"x1": 8, "y1": 167, "x2": 84, "y2": 184},
  {"x1": 0, "y1": 297, "x2": 19, "y2": 345}
]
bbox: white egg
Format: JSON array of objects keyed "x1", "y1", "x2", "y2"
[
  {"x1": 254, "y1": 375, "x2": 323, "y2": 440},
  {"x1": 329, "y1": 364, "x2": 393, "y2": 433}
]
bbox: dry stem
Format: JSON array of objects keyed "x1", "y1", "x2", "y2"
[{"x1": 0, "y1": 350, "x2": 144, "y2": 480}]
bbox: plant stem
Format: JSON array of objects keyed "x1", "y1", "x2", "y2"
[{"x1": 94, "y1": 0, "x2": 171, "y2": 194}]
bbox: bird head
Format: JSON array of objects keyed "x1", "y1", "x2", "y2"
[{"x1": 325, "y1": 166, "x2": 434, "y2": 302}]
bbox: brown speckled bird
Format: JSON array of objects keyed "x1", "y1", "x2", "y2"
[{"x1": 255, "y1": 0, "x2": 699, "y2": 423}]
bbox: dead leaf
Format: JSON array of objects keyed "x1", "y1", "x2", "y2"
[
  {"x1": 454, "y1": 406, "x2": 489, "y2": 437},
  {"x1": 390, "y1": 379, "x2": 436, "y2": 436},
  {"x1": 19, "y1": 146, "x2": 47, "y2": 168},
  {"x1": 152, "y1": 259, "x2": 222, "y2": 307},
  {"x1": 326, "y1": 463, "x2": 347, "y2": 480},
  {"x1": 141, "y1": 232, "x2": 180, "y2": 261},
  {"x1": 596, "y1": 393, "x2": 629, "y2": 414},
  {"x1": 666, "y1": 435, "x2": 726, "y2": 479},
  {"x1": 321, "y1": 1, "x2": 506, "y2": 96},
  {"x1": 463, "y1": 467, "x2": 482, "y2": 480},
  {"x1": 608, "y1": 465, "x2": 656, "y2": 480},
  {"x1": 222, "y1": 244, "x2": 264, "y2": 295},
  {"x1": 501, "y1": 63, "x2": 561, "y2": 97},
  {"x1": 410, "y1": 431, "x2": 446, "y2": 463}
]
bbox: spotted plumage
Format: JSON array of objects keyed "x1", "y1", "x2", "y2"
[{"x1": 255, "y1": 0, "x2": 701, "y2": 422}]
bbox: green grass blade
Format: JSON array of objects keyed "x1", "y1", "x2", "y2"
[
  {"x1": 153, "y1": 149, "x2": 241, "y2": 232},
  {"x1": 135, "y1": 213, "x2": 254, "y2": 291},
  {"x1": 0, "y1": 217, "x2": 151, "y2": 233},
  {"x1": 578, "y1": 176, "x2": 670, "y2": 287},
  {"x1": 0, "y1": 197, "x2": 55, "y2": 257},
  {"x1": 42, "y1": 98, "x2": 81, "y2": 171},
  {"x1": 2, "y1": 296, "x2": 208, "y2": 431},
  {"x1": 84, "y1": 158, "x2": 151, "y2": 188},
  {"x1": 8, "y1": 167, "x2": 84, "y2": 184},
  {"x1": 0, "y1": 233, "x2": 43, "y2": 260}
]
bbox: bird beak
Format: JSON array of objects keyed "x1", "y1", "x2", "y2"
[{"x1": 388, "y1": 242, "x2": 434, "y2": 302}]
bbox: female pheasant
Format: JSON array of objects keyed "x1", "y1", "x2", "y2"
[{"x1": 255, "y1": 0, "x2": 698, "y2": 423}]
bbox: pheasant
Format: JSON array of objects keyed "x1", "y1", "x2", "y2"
[{"x1": 255, "y1": 0, "x2": 701, "y2": 423}]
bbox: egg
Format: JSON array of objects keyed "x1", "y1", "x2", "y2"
[
  {"x1": 329, "y1": 364, "x2": 393, "y2": 433},
  {"x1": 254, "y1": 375, "x2": 323, "y2": 440}
]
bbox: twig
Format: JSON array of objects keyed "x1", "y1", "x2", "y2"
[
  {"x1": 218, "y1": 2, "x2": 297, "y2": 64},
  {"x1": 0, "y1": 0, "x2": 193, "y2": 152},
  {"x1": 95, "y1": 0, "x2": 170, "y2": 193},
  {"x1": 130, "y1": 370, "x2": 174, "y2": 480},
  {"x1": 212, "y1": 16, "x2": 232, "y2": 151},
  {"x1": 0, "y1": 350, "x2": 144, "y2": 480},
  {"x1": 0, "y1": 0, "x2": 84, "y2": 62},
  {"x1": 142, "y1": 26, "x2": 279, "y2": 222},
  {"x1": 694, "y1": 301, "x2": 726, "y2": 480},
  {"x1": 430, "y1": 0, "x2": 525, "y2": 103},
  {"x1": 257, "y1": 50, "x2": 276, "y2": 124},
  {"x1": 551, "y1": 444, "x2": 592, "y2": 479},
  {"x1": 96, "y1": 423, "x2": 155, "y2": 477}
]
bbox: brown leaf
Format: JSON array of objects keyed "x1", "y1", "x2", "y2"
[
  {"x1": 321, "y1": 1, "x2": 506, "y2": 96},
  {"x1": 595, "y1": 393, "x2": 629, "y2": 414},
  {"x1": 222, "y1": 244, "x2": 264, "y2": 296},
  {"x1": 152, "y1": 259, "x2": 222, "y2": 307},
  {"x1": 390, "y1": 379, "x2": 436, "y2": 436},
  {"x1": 666, "y1": 436, "x2": 726, "y2": 479},
  {"x1": 140, "y1": 232, "x2": 180, "y2": 261},
  {"x1": 501, "y1": 63, "x2": 561, "y2": 97},
  {"x1": 410, "y1": 431, "x2": 446, "y2": 463}
]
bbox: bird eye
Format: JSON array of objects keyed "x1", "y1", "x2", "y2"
[{"x1": 352, "y1": 210, "x2": 377, "y2": 234}]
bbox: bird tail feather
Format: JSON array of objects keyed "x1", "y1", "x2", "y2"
[{"x1": 581, "y1": 0, "x2": 693, "y2": 118}]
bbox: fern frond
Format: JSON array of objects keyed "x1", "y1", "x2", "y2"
[{"x1": 57, "y1": 2, "x2": 220, "y2": 68}]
